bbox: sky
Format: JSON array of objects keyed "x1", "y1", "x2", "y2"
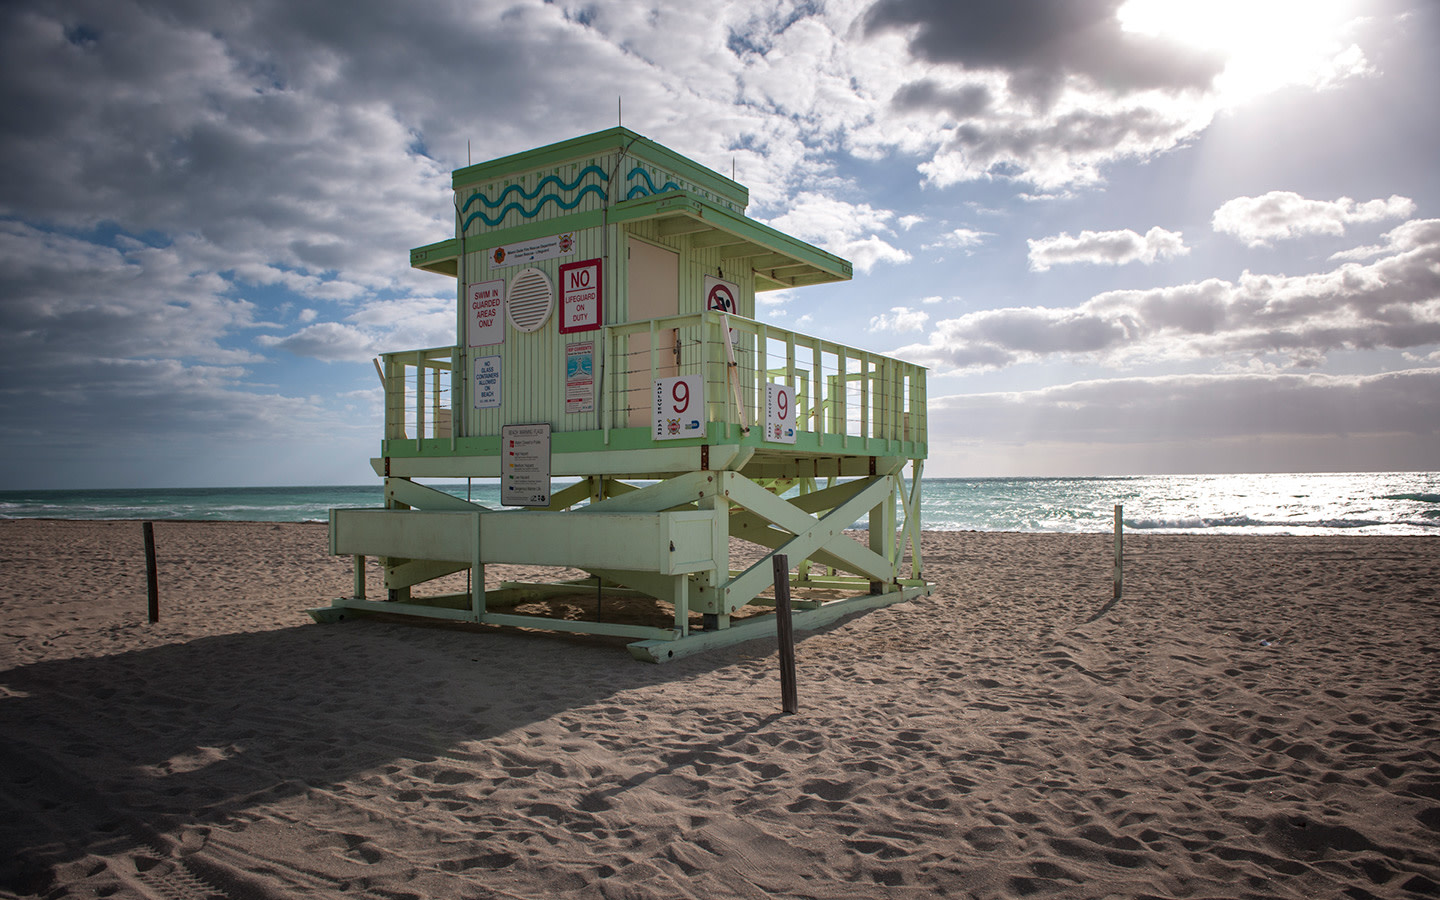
[{"x1": 1, "y1": 0, "x2": 1437, "y2": 488}]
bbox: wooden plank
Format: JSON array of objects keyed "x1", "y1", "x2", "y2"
[
  {"x1": 328, "y1": 597, "x2": 477, "y2": 622},
  {"x1": 773, "y1": 554, "x2": 798, "y2": 714},
  {"x1": 143, "y1": 522, "x2": 159, "y2": 623},
  {"x1": 384, "y1": 559, "x2": 469, "y2": 590},
  {"x1": 471, "y1": 509, "x2": 718, "y2": 575},
  {"x1": 584, "y1": 567, "x2": 686, "y2": 605},
  {"x1": 720, "y1": 474, "x2": 893, "y2": 582},
  {"x1": 547, "y1": 478, "x2": 593, "y2": 511},
  {"x1": 333, "y1": 509, "x2": 478, "y2": 562},
  {"x1": 627, "y1": 584, "x2": 922, "y2": 663},
  {"x1": 480, "y1": 612, "x2": 675, "y2": 642},
  {"x1": 580, "y1": 470, "x2": 714, "y2": 513},
  {"x1": 906, "y1": 459, "x2": 924, "y2": 579},
  {"x1": 386, "y1": 477, "x2": 490, "y2": 511},
  {"x1": 721, "y1": 474, "x2": 897, "y2": 609}
]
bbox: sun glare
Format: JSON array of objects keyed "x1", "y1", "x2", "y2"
[{"x1": 1118, "y1": 0, "x2": 1367, "y2": 101}]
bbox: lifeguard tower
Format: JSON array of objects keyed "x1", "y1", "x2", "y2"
[{"x1": 313, "y1": 128, "x2": 929, "y2": 661}]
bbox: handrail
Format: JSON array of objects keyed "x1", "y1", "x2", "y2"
[
  {"x1": 380, "y1": 346, "x2": 453, "y2": 441},
  {"x1": 604, "y1": 311, "x2": 927, "y2": 445},
  {"x1": 380, "y1": 314, "x2": 927, "y2": 448}
]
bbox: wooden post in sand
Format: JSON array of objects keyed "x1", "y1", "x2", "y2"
[
  {"x1": 1113, "y1": 505, "x2": 1123, "y2": 601},
  {"x1": 772, "y1": 554, "x2": 798, "y2": 715},
  {"x1": 143, "y1": 521, "x2": 159, "y2": 623}
]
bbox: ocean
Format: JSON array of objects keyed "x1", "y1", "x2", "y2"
[{"x1": 2, "y1": 473, "x2": 1436, "y2": 535}]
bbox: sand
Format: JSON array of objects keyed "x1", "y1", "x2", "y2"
[{"x1": 1, "y1": 519, "x2": 1437, "y2": 899}]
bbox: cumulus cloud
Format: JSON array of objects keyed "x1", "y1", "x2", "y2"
[
  {"x1": 924, "y1": 227, "x2": 994, "y2": 252},
  {"x1": 0, "y1": 6, "x2": 453, "y2": 287},
  {"x1": 763, "y1": 193, "x2": 912, "y2": 272},
  {"x1": 257, "y1": 293, "x2": 454, "y2": 362},
  {"x1": 1028, "y1": 226, "x2": 1188, "y2": 271},
  {"x1": 863, "y1": 0, "x2": 1224, "y2": 98},
  {"x1": 856, "y1": 0, "x2": 1227, "y2": 188},
  {"x1": 897, "y1": 219, "x2": 1440, "y2": 372},
  {"x1": 256, "y1": 322, "x2": 375, "y2": 362},
  {"x1": 869, "y1": 306, "x2": 930, "y2": 333},
  {"x1": 898, "y1": 87, "x2": 1216, "y2": 191},
  {"x1": 1213, "y1": 191, "x2": 1417, "y2": 247},
  {"x1": 852, "y1": 0, "x2": 1375, "y2": 190},
  {"x1": 0, "y1": 222, "x2": 259, "y2": 368}
]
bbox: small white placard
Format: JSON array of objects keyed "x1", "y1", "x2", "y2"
[
  {"x1": 653, "y1": 375, "x2": 704, "y2": 441},
  {"x1": 473, "y1": 355, "x2": 502, "y2": 409},
  {"x1": 766, "y1": 383, "x2": 797, "y2": 444},
  {"x1": 489, "y1": 232, "x2": 576, "y2": 269},
  {"x1": 501, "y1": 423, "x2": 551, "y2": 507},
  {"x1": 467, "y1": 279, "x2": 506, "y2": 347}
]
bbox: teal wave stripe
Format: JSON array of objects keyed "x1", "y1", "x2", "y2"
[
  {"x1": 462, "y1": 165, "x2": 610, "y2": 214},
  {"x1": 626, "y1": 166, "x2": 680, "y2": 199},
  {"x1": 455, "y1": 164, "x2": 684, "y2": 230},
  {"x1": 461, "y1": 184, "x2": 609, "y2": 230}
]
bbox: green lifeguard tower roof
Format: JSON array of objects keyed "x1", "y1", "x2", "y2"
[{"x1": 410, "y1": 127, "x2": 852, "y2": 291}]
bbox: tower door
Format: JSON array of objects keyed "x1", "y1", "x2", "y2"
[{"x1": 626, "y1": 238, "x2": 679, "y2": 427}]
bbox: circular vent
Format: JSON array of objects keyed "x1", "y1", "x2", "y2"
[{"x1": 506, "y1": 267, "x2": 554, "y2": 333}]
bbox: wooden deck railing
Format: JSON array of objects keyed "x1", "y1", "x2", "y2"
[
  {"x1": 379, "y1": 347, "x2": 454, "y2": 441},
  {"x1": 377, "y1": 311, "x2": 926, "y2": 450},
  {"x1": 604, "y1": 311, "x2": 927, "y2": 448}
]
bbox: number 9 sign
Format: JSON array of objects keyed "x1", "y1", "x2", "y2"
[
  {"x1": 766, "y1": 383, "x2": 797, "y2": 444},
  {"x1": 653, "y1": 375, "x2": 704, "y2": 441}
]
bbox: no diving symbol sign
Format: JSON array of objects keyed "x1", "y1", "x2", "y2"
[{"x1": 704, "y1": 275, "x2": 738, "y2": 314}]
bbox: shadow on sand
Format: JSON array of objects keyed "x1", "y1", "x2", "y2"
[{"x1": 0, "y1": 615, "x2": 808, "y2": 894}]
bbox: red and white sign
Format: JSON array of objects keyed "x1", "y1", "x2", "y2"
[
  {"x1": 558, "y1": 258, "x2": 602, "y2": 334},
  {"x1": 766, "y1": 382, "x2": 797, "y2": 444},
  {"x1": 653, "y1": 375, "x2": 704, "y2": 441},
  {"x1": 467, "y1": 279, "x2": 505, "y2": 347},
  {"x1": 704, "y1": 275, "x2": 739, "y2": 314}
]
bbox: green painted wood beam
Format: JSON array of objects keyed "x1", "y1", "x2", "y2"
[
  {"x1": 330, "y1": 507, "x2": 721, "y2": 575},
  {"x1": 480, "y1": 612, "x2": 677, "y2": 642},
  {"x1": 721, "y1": 474, "x2": 896, "y2": 609},
  {"x1": 626, "y1": 584, "x2": 925, "y2": 663},
  {"x1": 385, "y1": 559, "x2": 469, "y2": 590},
  {"x1": 546, "y1": 478, "x2": 594, "y2": 511},
  {"x1": 719, "y1": 473, "x2": 894, "y2": 583},
  {"x1": 584, "y1": 567, "x2": 688, "y2": 607},
  {"x1": 333, "y1": 509, "x2": 478, "y2": 562},
  {"x1": 494, "y1": 580, "x2": 650, "y2": 601},
  {"x1": 323, "y1": 598, "x2": 477, "y2": 623},
  {"x1": 728, "y1": 508, "x2": 858, "y2": 576},
  {"x1": 608, "y1": 192, "x2": 852, "y2": 285},
  {"x1": 386, "y1": 477, "x2": 492, "y2": 512},
  {"x1": 579, "y1": 470, "x2": 715, "y2": 514},
  {"x1": 410, "y1": 239, "x2": 458, "y2": 276}
]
